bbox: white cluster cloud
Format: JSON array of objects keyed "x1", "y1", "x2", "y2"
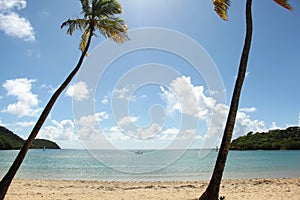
[
  {"x1": 240, "y1": 107, "x2": 257, "y2": 113},
  {"x1": 118, "y1": 116, "x2": 138, "y2": 126},
  {"x1": 162, "y1": 127, "x2": 179, "y2": 136},
  {"x1": 160, "y1": 76, "x2": 266, "y2": 141},
  {"x1": 160, "y1": 128, "x2": 197, "y2": 141},
  {"x1": 66, "y1": 81, "x2": 90, "y2": 101},
  {"x1": 16, "y1": 120, "x2": 35, "y2": 127},
  {"x1": 2, "y1": 78, "x2": 41, "y2": 117},
  {"x1": 101, "y1": 95, "x2": 109, "y2": 105},
  {"x1": 108, "y1": 123, "x2": 162, "y2": 140},
  {"x1": 110, "y1": 119, "x2": 195, "y2": 142},
  {"x1": 62, "y1": 76, "x2": 268, "y2": 149},
  {"x1": 78, "y1": 112, "x2": 108, "y2": 126},
  {"x1": 108, "y1": 126, "x2": 131, "y2": 141},
  {"x1": 107, "y1": 113, "x2": 165, "y2": 140},
  {"x1": 77, "y1": 112, "x2": 109, "y2": 140},
  {"x1": 36, "y1": 112, "x2": 109, "y2": 149},
  {"x1": 38, "y1": 119, "x2": 85, "y2": 149},
  {"x1": 0, "y1": 0, "x2": 35, "y2": 42},
  {"x1": 39, "y1": 120, "x2": 76, "y2": 141},
  {"x1": 270, "y1": 122, "x2": 281, "y2": 130},
  {"x1": 113, "y1": 85, "x2": 136, "y2": 101},
  {"x1": 98, "y1": 76, "x2": 265, "y2": 148},
  {"x1": 160, "y1": 76, "x2": 216, "y2": 118},
  {"x1": 135, "y1": 123, "x2": 162, "y2": 139}
]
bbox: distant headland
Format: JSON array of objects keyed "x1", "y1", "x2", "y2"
[
  {"x1": 0, "y1": 126, "x2": 60, "y2": 150},
  {"x1": 230, "y1": 126, "x2": 300, "y2": 150}
]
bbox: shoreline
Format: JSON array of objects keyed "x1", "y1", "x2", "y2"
[{"x1": 5, "y1": 177, "x2": 300, "y2": 200}]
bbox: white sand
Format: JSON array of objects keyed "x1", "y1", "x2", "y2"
[{"x1": 4, "y1": 178, "x2": 300, "y2": 200}]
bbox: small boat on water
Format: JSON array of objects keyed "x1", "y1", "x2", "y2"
[{"x1": 135, "y1": 150, "x2": 143, "y2": 154}]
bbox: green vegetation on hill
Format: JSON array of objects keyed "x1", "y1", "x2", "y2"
[
  {"x1": 230, "y1": 126, "x2": 300, "y2": 150},
  {"x1": 0, "y1": 126, "x2": 60, "y2": 150}
]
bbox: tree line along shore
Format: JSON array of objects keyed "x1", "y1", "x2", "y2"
[
  {"x1": 230, "y1": 126, "x2": 300, "y2": 150},
  {"x1": 1, "y1": 125, "x2": 299, "y2": 151}
]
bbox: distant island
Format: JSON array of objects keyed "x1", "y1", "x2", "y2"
[
  {"x1": 230, "y1": 126, "x2": 300, "y2": 150},
  {"x1": 0, "y1": 126, "x2": 60, "y2": 150}
]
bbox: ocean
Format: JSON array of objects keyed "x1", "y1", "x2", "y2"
[{"x1": 0, "y1": 149, "x2": 299, "y2": 181}]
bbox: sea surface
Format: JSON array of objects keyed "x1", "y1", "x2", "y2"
[{"x1": 0, "y1": 149, "x2": 299, "y2": 181}]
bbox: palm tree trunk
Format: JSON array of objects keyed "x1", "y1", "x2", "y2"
[
  {"x1": 0, "y1": 27, "x2": 94, "y2": 200},
  {"x1": 199, "y1": 0, "x2": 253, "y2": 199}
]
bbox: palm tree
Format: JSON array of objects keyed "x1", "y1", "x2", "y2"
[
  {"x1": 0, "y1": 0, "x2": 128, "y2": 199},
  {"x1": 199, "y1": 0, "x2": 292, "y2": 199}
]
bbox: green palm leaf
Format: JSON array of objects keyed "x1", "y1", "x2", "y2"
[
  {"x1": 61, "y1": 19, "x2": 88, "y2": 35},
  {"x1": 80, "y1": 0, "x2": 91, "y2": 17},
  {"x1": 93, "y1": 0, "x2": 122, "y2": 18},
  {"x1": 96, "y1": 18, "x2": 129, "y2": 43}
]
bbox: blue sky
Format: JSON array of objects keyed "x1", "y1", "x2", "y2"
[{"x1": 0, "y1": 0, "x2": 299, "y2": 149}]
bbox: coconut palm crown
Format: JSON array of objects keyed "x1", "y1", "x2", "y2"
[
  {"x1": 213, "y1": 0, "x2": 292, "y2": 21},
  {"x1": 61, "y1": 0, "x2": 129, "y2": 54}
]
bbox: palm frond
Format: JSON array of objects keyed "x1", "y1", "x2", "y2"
[
  {"x1": 80, "y1": 0, "x2": 91, "y2": 17},
  {"x1": 61, "y1": 18, "x2": 88, "y2": 35},
  {"x1": 93, "y1": 0, "x2": 122, "y2": 19},
  {"x1": 80, "y1": 28, "x2": 91, "y2": 55},
  {"x1": 213, "y1": 0, "x2": 231, "y2": 21},
  {"x1": 96, "y1": 17, "x2": 129, "y2": 43},
  {"x1": 273, "y1": 0, "x2": 293, "y2": 11}
]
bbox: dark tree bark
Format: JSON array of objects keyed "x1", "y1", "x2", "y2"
[
  {"x1": 0, "y1": 28, "x2": 94, "y2": 200},
  {"x1": 199, "y1": 0, "x2": 253, "y2": 199}
]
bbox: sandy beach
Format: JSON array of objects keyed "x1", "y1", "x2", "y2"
[{"x1": 4, "y1": 177, "x2": 300, "y2": 200}]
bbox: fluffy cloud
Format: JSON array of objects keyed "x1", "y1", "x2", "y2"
[
  {"x1": 39, "y1": 119, "x2": 77, "y2": 141},
  {"x1": 39, "y1": 114, "x2": 110, "y2": 149},
  {"x1": 16, "y1": 121, "x2": 35, "y2": 127},
  {"x1": 38, "y1": 119, "x2": 85, "y2": 149},
  {"x1": 135, "y1": 123, "x2": 162, "y2": 139},
  {"x1": 66, "y1": 81, "x2": 90, "y2": 101},
  {"x1": 0, "y1": 0, "x2": 35, "y2": 42},
  {"x1": 78, "y1": 112, "x2": 108, "y2": 126},
  {"x1": 2, "y1": 78, "x2": 41, "y2": 117},
  {"x1": 113, "y1": 85, "x2": 136, "y2": 101},
  {"x1": 118, "y1": 116, "x2": 138, "y2": 126},
  {"x1": 101, "y1": 96, "x2": 109, "y2": 105},
  {"x1": 160, "y1": 76, "x2": 216, "y2": 118},
  {"x1": 270, "y1": 122, "x2": 281, "y2": 130},
  {"x1": 108, "y1": 126, "x2": 131, "y2": 141},
  {"x1": 113, "y1": 115, "x2": 164, "y2": 139},
  {"x1": 160, "y1": 128, "x2": 197, "y2": 141},
  {"x1": 76, "y1": 112, "x2": 108, "y2": 140},
  {"x1": 104, "y1": 113, "x2": 162, "y2": 139},
  {"x1": 0, "y1": 0, "x2": 26, "y2": 10},
  {"x1": 162, "y1": 127, "x2": 179, "y2": 136},
  {"x1": 161, "y1": 76, "x2": 266, "y2": 143},
  {"x1": 240, "y1": 107, "x2": 257, "y2": 113}
]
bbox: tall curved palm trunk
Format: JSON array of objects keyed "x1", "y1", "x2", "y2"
[
  {"x1": 0, "y1": 1, "x2": 128, "y2": 199},
  {"x1": 0, "y1": 27, "x2": 94, "y2": 200},
  {"x1": 199, "y1": 0, "x2": 253, "y2": 199}
]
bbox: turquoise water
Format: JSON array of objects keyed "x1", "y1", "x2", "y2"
[{"x1": 0, "y1": 149, "x2": 299, "y2": 181}]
